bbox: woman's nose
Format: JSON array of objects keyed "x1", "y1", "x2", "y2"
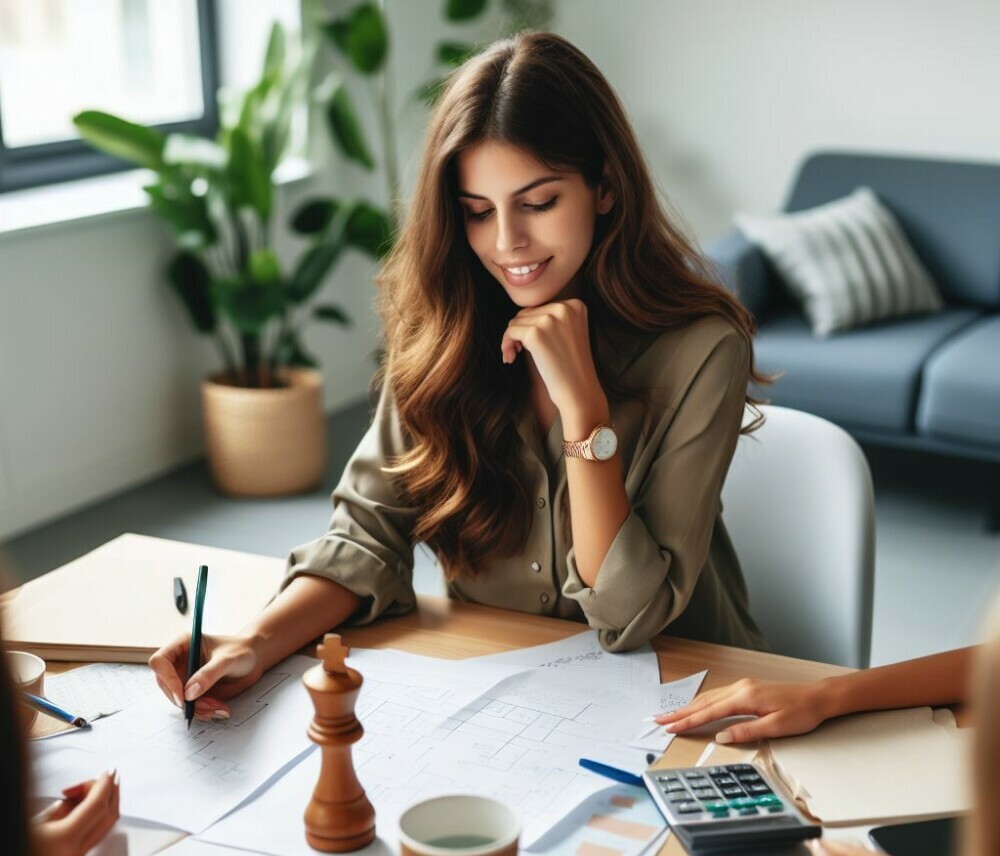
[{"x1": 494, "y1": 211, "x2": 528, "y2": 255}]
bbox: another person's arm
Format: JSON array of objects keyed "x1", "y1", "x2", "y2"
[
  {"x1": 33, "y1": 771, "x2": 120, "y2": 856},
  {"x1": 657, "y1": 647, "x2": 975, "y2": 743}
]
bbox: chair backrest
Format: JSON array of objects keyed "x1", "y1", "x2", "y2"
[
  {"x1": 722, "y1": 405, "x2": 875, "y2": 668},
  {"x1": 785, "y1": 151, "x2": 1000, "y2": 309}
]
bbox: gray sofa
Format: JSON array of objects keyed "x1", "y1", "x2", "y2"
[{"x1": 707, "y1": 151, "x2": 1000, "y2": 520}]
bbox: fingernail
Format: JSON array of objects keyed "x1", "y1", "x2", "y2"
[
  {"x1": 107, "y1": 767, "x2": 117, "y2": 778},
  {"x1": 184, "y1": 682, "x2": 202, "y2": 701},
  {"x1": 663, "y1": 723, "x2": 676, "y2": 732},
  {"x1": 173, "y1": 693, "x2": 183, "y2": 708},
  {"x1": 715, "y1": 731, "x2": 732, "y2": 744},
  {"x1": 113, "y1": 770, "x2": 121, "y2": 787},
  {"x1": 212, "y1": 709, "x2": 230, "y2": 721}
]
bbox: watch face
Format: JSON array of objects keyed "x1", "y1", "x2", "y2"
[{"x1": 592, "y1": 427, "x2": 618, "y2": 461}]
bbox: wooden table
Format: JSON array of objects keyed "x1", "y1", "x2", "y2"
[{"x1": 42, "y1": 595, "x2": 855, "y2": 856}]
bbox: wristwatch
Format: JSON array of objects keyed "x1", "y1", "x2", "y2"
[{"x1": 562, "y1": 424, "x2": 618, "y2": 461}]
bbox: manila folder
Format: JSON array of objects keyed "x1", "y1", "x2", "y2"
[{"x1": 2, "y1": 534, "x2": 285, "y2": 662}]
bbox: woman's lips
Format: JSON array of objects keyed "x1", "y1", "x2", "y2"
[{"x1": 500, "y1": 257, "x2": 551, "y2": 287}]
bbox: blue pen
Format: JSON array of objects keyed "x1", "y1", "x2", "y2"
[
  {"x1": 23, "y1": 692, "x2": 89, "y2": 729},
  {"x1": 579, "y1": 758, "x2": 644, "y2": 788}
]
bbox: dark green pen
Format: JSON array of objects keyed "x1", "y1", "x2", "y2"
[{"x1": 184, "y1": 565, "x2": 208, "y2": 730}]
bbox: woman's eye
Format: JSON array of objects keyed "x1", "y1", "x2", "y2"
[
  {"x1": 466, "y1": 208, "x2": 493, "y2": 222},
  {"x1": 526, "y1": 196, "x2": 557, "y2": 213}
]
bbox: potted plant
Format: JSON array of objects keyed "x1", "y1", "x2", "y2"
[{"x1": 73, "y1": 23, "x2": 391, "y2": 497}]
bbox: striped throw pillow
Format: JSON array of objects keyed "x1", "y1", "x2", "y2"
[{"x1": 735, "y1": 187, "x2": 944, "y2": 336}]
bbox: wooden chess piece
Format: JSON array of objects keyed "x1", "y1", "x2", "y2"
[{"x1": 303, "y1": 633, "x2": 376, "y2": 852}]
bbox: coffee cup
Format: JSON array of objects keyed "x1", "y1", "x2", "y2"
[
  {"x1": 6, "y1": 650, "x2": 45, "y2": 732},
  {"x1": 398, "y1": 795, "x2": 519, "y2": 856}
]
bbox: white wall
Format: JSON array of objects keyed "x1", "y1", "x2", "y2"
[
  {"x1": 554, "y1": 0, "x2": 1000, "y2": 243},
  {"x1": 0, "y1": 0, "x2": 507, "y2": 541}
]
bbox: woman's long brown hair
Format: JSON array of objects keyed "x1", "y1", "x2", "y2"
[{"x1": 379, "y1": 31, "x2": 766, "y2": 580}]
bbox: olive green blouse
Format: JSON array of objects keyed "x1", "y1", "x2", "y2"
[{"x1": 282, "y1": 315, "x2": 764, "y2": 653}]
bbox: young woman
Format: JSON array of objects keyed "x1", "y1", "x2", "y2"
[{"x1": 149, "y1": 30, "x2": 769, "y2": 720}]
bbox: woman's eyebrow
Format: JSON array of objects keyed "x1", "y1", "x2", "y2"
[{"x1": 458, "y1": 176, "x2": 563, "y2": 200}]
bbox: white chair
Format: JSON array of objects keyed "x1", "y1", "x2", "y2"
[{"x1": 721, "y1": 405, "x2": 875, "y2": 668}]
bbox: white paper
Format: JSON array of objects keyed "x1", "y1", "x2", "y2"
[
  {"x1": 32, "y1": 655, "x2": 319, "y2": 832},
  {"x1": 627, "y1": 670, "x2": 708, "y2": 752},
  {"x1": 199, "y1": 650, "x2": 702, "y2": 852},
  {"x1": 45, "y1": 663, "x2": 158, "y2": 722},
  {"x1": 471, "y1": 630, "x2": 661, "y2": 691}
]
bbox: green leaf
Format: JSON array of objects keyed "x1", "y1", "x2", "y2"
[
  {"x1": 313, "y1": 304, "x2": 352, "y2": 326},
  {"x1": 279, "y1": 330, "x2": 319, "y2": 368},
  {"x1": 163, "y1": 134, "x2": 227, "y2": 171},
  {"x1": 248, "y1": 248, "x2": 282, "y2": 284},
  {"x1": 437, "y1": 41, "x2": 477, "y2": 67},
  {"x1": 445, "y1": 0, "x2": 488, "y2": 21},
  {"x1": 324, "y1": 3, "x2": 388, "y2": 74},
  {"x1": 288, "y1": 240, "x2": 346, "y2": 304},
  {"x1": 73, "y1": 110, "x2": 165, "y2": 169},
  {"x1": 320, "y1": 74, "x2": 375, "y2": 170},
  {"x1": 166, "y1": 251, "x2": 216, "y2": 333},
  {"x1": 261, "y1": 78, "x2": 295, "y2": 171},
  {"x1": 416, "y1": 76, "x2": 448, "y2": 106},
  {"x1": 227, "y1": 127, "x2": 273, "y2": 218},
  {"x1": 262, "y1": 22, "x2": 286, "y2": 82},
  {"x1": 346, "y1": 202, "x2": 393, "y2": 259},
  {"x1": 212, "y1": 276, "x2": 286, "y2": 335},
  {"x1": 290, "y1": 197, "x2": 342, "y2": 235},
  {"x1": 144, "y1": 181, "x2": 217, "y2": 247}
]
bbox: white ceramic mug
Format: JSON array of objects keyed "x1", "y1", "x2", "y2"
[
  {"x1": 398, "y1": 795, "x2": 520, "y2": 856},
  {"x1": 6, "y1": 650, "x2": 45, "y2": 732}
]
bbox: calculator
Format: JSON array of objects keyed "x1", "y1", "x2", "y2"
[{"x1": 641, "y1": 762, "x2": 821, "y2": 854}]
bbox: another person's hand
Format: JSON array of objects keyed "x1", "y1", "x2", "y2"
[
  {"x1": 33, "y1": 771, "x2": 120, "y2": 856},
  {"x1": 656, "y1": 678, "x2": 835, "y2": 744},
  {"x1": 148, "y1": 632, "x2": 263, "y2": 720}
]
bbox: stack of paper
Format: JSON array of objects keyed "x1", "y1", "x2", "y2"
[{"x1": 762, "y1": 706, "x2": 971, "y2": 826}]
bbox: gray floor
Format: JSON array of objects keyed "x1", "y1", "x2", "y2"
[{"x1": 4, "y1": 399, "x2": 998, "y2": 667}]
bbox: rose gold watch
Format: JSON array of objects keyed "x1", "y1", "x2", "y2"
[{"x1": 562, "y1": 424, "x2": 618, "y2": 461}]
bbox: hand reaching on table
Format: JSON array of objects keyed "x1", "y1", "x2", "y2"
[
  {"x1": 148, "y1": 632, "x2": 263, "y2": 721},
  {"x1": 655, "y1": 678, "x2": 834, "y2": 744},
  {"x1": 33, "y1": 770, "x2": 120, "y2": 856}
]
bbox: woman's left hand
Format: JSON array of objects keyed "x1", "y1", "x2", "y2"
[{"x1": 501, "y1": 299, "x2": 604, "y2": 419}]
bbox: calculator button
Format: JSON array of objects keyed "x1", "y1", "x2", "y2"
[
  {"x1": 720, "y1": 786, "x2": 744, "y2": 798},
  {"x1": 676, "y1": 801, "x2": 703, "y2": 814},
  {"x1": 703, "y1": 801, "x2": 728, "y2": 813},
  {"x1": 711, "y1": 775, "x2": 737, "y2": 786},
  {"x1": 707, "y1": 766, "x2": 727, "y2": 775},
  {"x1": 665, "y1": 782, "x2": 687, "y2": 792},
  {"x1": 747, "y1": 784, "x2": 772, "y2": 795},
  {"x1": 667, "y1": 794, "x2": 690, "y2": 805},
  {"x1": 692, "y1": 788, "x2": 718, "y2": 800},
  {"x1": 729, "y1": 797, "x2": 756, "y2": 809},
  {"x1": 756, "y1": 795, "x2": 781, "y2": 806},
  {"x1": 738, "y1": 807, "x2": 759, "y2": 816},
  {"x1": 737, "y1": 773, "x2": 763, "y2": 784},
  {"x1": 727, "y1": 764, "x2": 756, "y2": 773},
  {"x1": 767, "y1": 805, "x2": 785, "y2": 813}
]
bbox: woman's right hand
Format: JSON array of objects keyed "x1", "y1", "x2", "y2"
[{"x1": 148, "y1": 632, "x2": 263, "y2": 720}]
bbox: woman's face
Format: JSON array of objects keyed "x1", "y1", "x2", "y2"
[{"x1": 456, "y1": 141, "x2": 613, "y2": 308}]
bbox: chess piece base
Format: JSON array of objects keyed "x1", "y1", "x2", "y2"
[
  {"x1": 305, "y1": 823, "x2": 376, "y2": 853},
  {"x1": 305, "y1": 790, "x2": 376, "y2": 853}
]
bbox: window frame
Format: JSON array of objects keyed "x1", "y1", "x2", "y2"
[{"x1": 0, "y1": 0, "x2": 220, "y2": 194}]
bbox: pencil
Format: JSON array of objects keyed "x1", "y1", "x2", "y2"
[
  {"x1": 184, "y1": 564, "x2": 209, "y2": 730},
  {"x1": 22, "y1": 692, "x2": 89, "y2": 729}
]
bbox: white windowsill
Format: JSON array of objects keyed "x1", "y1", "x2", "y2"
[{"x1": 0, "y1": 156, "x2": 314, "y2": 241}]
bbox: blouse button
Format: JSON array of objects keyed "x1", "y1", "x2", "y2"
[
  {"x1": 531, "y1": 561, "x2": 541, "y2": 572},
  {"x1": 540, "y1": 592, "x2": 550, "y2": 605},
  {"x1": 536, "y1": 497, "x2": 546, "y2": 508}
]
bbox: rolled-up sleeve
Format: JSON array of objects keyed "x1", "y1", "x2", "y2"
[
  {"x1": 562, "y1": 329, "x2": 750, "y2": 651},
  {"x1": 280, "y1": 383, "x2": 417, "y2": 625}
]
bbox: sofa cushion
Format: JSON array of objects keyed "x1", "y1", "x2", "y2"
[
  {"x1": 755, "y1": 309, "x2": 981, "y2": 433},
  {"x1": 737, "y1": 188, "x2": 945, "y2": 336},
  {"x1": 786, "y1": 153, "x2": 1000, "y2": 309},
  {"x1": 916, "y1": 316, "x2": 1000, "y2": 448}
]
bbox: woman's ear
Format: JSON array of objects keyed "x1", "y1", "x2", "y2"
[{"x1": 596, "y1": 174, "x2": 615, "y2": 215}]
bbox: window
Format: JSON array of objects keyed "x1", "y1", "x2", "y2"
[{"x1": 0, "y1": 0, "x2": 219, "y2": 193}]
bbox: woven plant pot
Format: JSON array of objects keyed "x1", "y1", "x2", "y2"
[{"x1": 201, "y1": 368, "x2": 326, "y2": 497}]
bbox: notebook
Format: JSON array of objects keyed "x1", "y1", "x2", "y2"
[{"x1": 2, "y1": 534, "x2": 286, "y2": 662}]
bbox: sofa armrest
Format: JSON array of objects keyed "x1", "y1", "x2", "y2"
[{"x1": 704, "y1": 228, "x2": 774, "y2": 320}]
